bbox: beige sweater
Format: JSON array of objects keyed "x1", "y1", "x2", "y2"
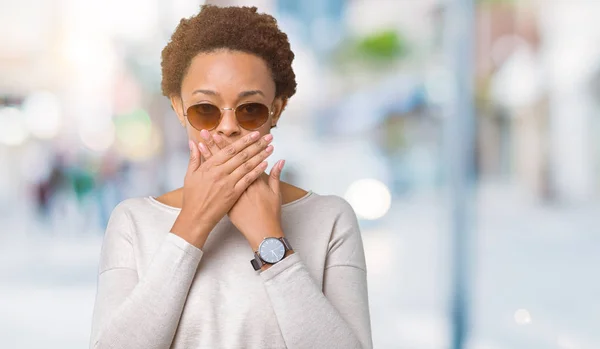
[{"x1": 89, "y1": 191, "x2": 372, "y2": 349}]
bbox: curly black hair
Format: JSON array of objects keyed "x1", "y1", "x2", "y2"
[{"x1": 161, "y1": 5, "x2": 297, "y2": 101}]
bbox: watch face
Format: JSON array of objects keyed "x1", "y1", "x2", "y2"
[{"x1": 259, "y1": 238, "x2": 285, "y2": 263}]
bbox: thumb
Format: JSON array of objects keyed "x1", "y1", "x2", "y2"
[
  {"x1": 268, "y1": 159, "x2": 285, "y2": 194},
  {"x1": 187, "y1": 139, "x2": 200, "y2": 173}
]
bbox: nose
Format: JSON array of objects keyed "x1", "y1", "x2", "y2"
[{"x1": 215, "y1": 108, "x2": 241, "y2": 138}]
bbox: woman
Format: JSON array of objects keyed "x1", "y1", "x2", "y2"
[{"x1": 89, "y1": 5, "x2": 372, "y2": 349}]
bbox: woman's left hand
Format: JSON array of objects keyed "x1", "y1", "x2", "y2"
[{"x1": 197, "y1": 130, "x2": 286, "y2": 251}]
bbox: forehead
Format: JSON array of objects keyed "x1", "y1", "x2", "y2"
[{"x1": 181, "y1": 50, "x2": 275, "y2": 100}]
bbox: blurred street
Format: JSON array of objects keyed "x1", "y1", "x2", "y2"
[
  {"x1": 1, "y1": 182, "x2": 598, "y2": 349},
  {"x1": 3, "y1": 0, "x2": 600, "y2": 348}
]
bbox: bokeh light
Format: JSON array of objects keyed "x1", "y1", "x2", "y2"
[
  {"x1": 0, "y1": 107, "x2": 29, "y2": 146},
  {"x1": 79, "y1": 120, "x2": 116, "y2": 153},
  {"x1": 22, "y1": 91, "x2": 63, "y2": 139},
  {"x1": 114, "y1": 108, "x2": 159, "y2": 161},
  {"x1": 1, "y1": 1, "x2": 600, "y2": 348},
  {"x1": 345, "y1": 178, "x2": 392, "y2": 220},
  {"x1": 514, "y1": 309, "x2": 532, "y2": 325}
]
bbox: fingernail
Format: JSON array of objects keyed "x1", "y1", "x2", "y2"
[
  {"x1": 264, "y1": 134, "x2": 273, "y2": 142},
  {"x1": 200, "y1": 129, "x2": 210, "y2": 141},
  {"x1": 279, "y1": 160, "x2": 285, "y2": 170},
  {"x1": 198, "y1": 142, "x2": 206, "y2": 153},
  {"x1": 265, "y1": 145, "x2": 273, "y2": 153},
  {"x1": 251, "y1": 131, "x2": 260, "y2": 139},
  {"x1": 213, "y1": 134, "x2": 222, "y2": 143}
]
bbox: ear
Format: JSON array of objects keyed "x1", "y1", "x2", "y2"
[
  {"x1": 270, "y1": 97, "x2": 288, "y2": 128},
  {"x1": 169, "y1": 95, "x2": 187, "y2": 128}
]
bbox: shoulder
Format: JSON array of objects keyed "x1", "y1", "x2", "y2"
[
  {"x1": 107, "y1": 196, "x2": 169, "y2": 229},
  {"x1": 299, "y1": 192, "x2": 358, "y2": 223},
  {"x1": 103, "y1": 197, "x2": 169, "y2": 246},
  {"x1": 110, "y1": 197, "x2": 155, "y2": 217},
  {"x1": 311, "y1": 193, "x2": 353, "y2": 210}
]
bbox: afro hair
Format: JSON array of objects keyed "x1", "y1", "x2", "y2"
[{"x1": 160, "y1": 5, "x2": 297, "y2": 101}]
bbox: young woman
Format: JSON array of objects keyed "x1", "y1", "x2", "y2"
[{"x1": 89, "y1": 5, "x2": 372, "y2": 349}]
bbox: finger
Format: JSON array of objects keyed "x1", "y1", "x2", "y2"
[
  {"x1": 197, "y1": 141, "x2": 212, "y2": 162},
  {"x1": 212, "y1": 134, "x2": 226, "y2": 149},
  {"x1": 207, "y1": 134, "x2": 228, "y2": 164},
  {"x1": 211, "y1": 131, "x2": 262, "y2": 165},
  {"x1": 268, "y1": 159, "x2": 284, "y2": 194},
  {"x1": 228, "y1": 142, "x2": 273, "y2": 183},
  {"x1": 187, "y1": 139, "x2": 200, "y2": 173},
  {"x1": 220, "y1": 133, "x2": 273, "y2": 174},
  {"x1": 200, "y1": 129, "x2": 220, "y2": 156},
  {"x1": 233, "y1": 160, "x2": 269, "y2": 195}
]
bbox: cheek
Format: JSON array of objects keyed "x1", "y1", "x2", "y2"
[
  {"x1": 186, "y1": 127, "x2": 201, "y2": 144},
  {"x1": 256, "y1": 123, "x2": 272, "y2": 137}
]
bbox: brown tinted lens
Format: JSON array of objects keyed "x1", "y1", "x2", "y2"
[
  {"x1": 187, "y1": 103, "x2": 221, "y2": 130},
  {"x1": 235, "y1": 103, "x2": 269, "y2": 130}
]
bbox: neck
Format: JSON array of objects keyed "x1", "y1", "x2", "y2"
[{"x1": 156, "y1": 173, "x2": 307, "y2": 209}]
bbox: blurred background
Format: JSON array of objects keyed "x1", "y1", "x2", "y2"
[{"x1": 1, "y1": 0, "x2": 599, "y2": 348}]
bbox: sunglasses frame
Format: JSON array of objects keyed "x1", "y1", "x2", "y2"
[{"x1": 182, "y1": 101, "x2": 274, "y2": 131}]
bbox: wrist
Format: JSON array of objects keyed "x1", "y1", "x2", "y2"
[
  {"x1": 249, "y1": 227, "x2": 284, "y2": 252},
  {"x1": 260, "y1": 249, "x2": 294, "y2": 271},
  {"x1": 171, "y1": 211, "x2": 214, "y2": 249}
]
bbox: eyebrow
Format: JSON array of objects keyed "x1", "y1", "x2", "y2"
[
  {"x1": 238, "y1": 90, "x2": 265, "y2": 98},
  {"x1": 191, "y1": 89, "x2": 218, "y2": 96},
  {"x1": 191, "y1": 89, "x2": 265, "y2": 98}
]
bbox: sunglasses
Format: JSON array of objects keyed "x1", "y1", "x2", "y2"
[{"x1": 183, "y1": 102, "x2": 273, "y2": 131}]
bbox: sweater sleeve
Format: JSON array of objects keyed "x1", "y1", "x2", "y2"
[
  {"x1": 259, "y1": 198, "x2": 373, "y2": 349},
  {"x1": 89, "y1": 202, "x2": 204, "y2": 349}
]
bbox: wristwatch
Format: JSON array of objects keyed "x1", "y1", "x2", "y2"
[{"x1": 250, "y1": 237, "x2": 293, "y2": 271}]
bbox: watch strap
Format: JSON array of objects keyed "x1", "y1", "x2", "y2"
[
  {"x1": 251, "y1": 251, "x2": 264, "y2": 271},
  {"x1": 280, "y1": 237, "x2": 292, "y2": 251}
]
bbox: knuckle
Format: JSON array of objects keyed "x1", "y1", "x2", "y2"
[
  {"x1": 206, "y1": 166, "x2": 220, "y2": 179},
  {"x1": 215, "y1": 178, "x2": 227, "y2": 190},
  {"x1": 222, "y1": 188, "x2": 234, "y2": 200},
  {"x1": 215, "y1": 168, "x2": 226, "y2": 179},
  {"x1": 244, "y1": 174, "x2": 253, "y2": 184},
  {"x1": 239, "y1": 151, "x2": 249, "y2": 161},
  {"x1": 243, "y1": 161, "x2": 254, "y2": 171},
  {"x1": 201, "y1": 161, "x2": 213, "y2": 172},
  {"x1": 226, "y1": 145, "x2": 236, "y2": 156}
]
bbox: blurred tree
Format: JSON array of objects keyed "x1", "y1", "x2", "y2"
[
  {"x1": 356, "y1": 30, "x2": 406, "y2": 61},
  {"x1": 331, "y1": 29, "x2": 409, "y2": 72}
]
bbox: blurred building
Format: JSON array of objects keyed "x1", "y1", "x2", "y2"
[{"x1": 2, "y1": 0, "x2": 600, "y2": 348}]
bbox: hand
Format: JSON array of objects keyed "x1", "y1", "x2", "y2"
[
  {"x1": 170, "y1": 130, "x2": 274, "y2": 249},
  {"x1": 197, "y1": 131, "x2": 286, "y2": 252}
]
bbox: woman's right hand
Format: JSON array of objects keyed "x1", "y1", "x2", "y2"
[{"x1": 171, "y1": 130, "x2": 274, "y2": 249}]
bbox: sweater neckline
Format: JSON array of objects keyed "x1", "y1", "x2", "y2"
[{"x1": 147, "y1": 190, "x2": 314, "y2": 212}]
